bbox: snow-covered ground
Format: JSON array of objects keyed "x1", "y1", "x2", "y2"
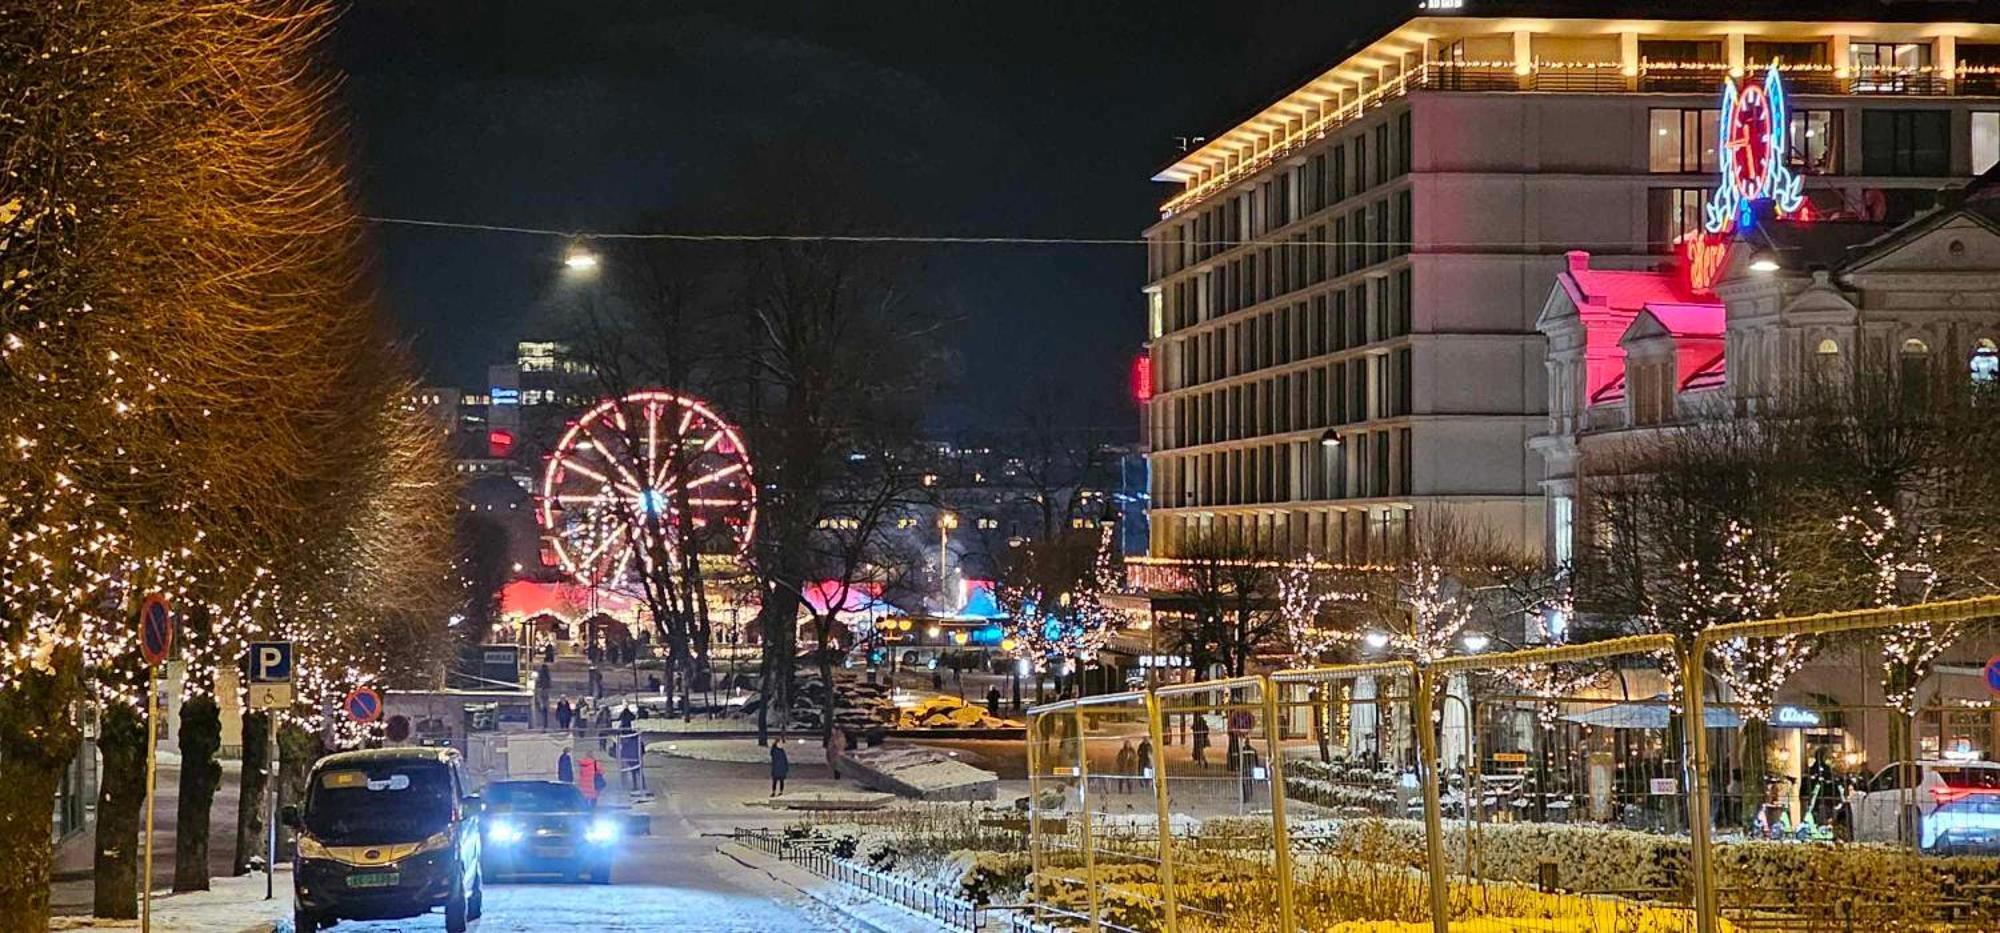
[
  {"x1": 49, "y1": 869, "x2": 291, "y2": 932},
  {"x1": 645, "y1": 737, "x2": 771, "y2": 763}
]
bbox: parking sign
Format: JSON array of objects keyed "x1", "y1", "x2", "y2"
[{"x1": 247, "y1": 641, "x2": 293, "y2": 710}]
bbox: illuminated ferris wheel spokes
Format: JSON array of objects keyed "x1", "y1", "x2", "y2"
[{"x1": 537, "y1": 391, "x2": 757, "y2": 586}]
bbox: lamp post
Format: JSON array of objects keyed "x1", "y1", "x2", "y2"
[{"x1": 938, "y1": 512, "x2": 958, "y2": 596}]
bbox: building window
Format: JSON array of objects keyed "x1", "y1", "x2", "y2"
[
  {"x1": 1851, "y1": 42, "x2": 1932, "y2": 83},
  {"x1": 1647, "y1": 188, "x2": 1708, "y2": 252},
  {"x1": 1394, "y1": 190, "x2": 1412, "y2": 257},
  {"x1": 1787, "y1": 109, "x2": 1842, "y2": 175},
  {"x1": 1396, "y1": 111, "x2": 1413, "y2": 177},
  {"x1": 1648, "y1": 109, "x2": 1721, "y2": 174},
  {"x1": 1862, "y1": 111, "x2": 1949, "y2": 176},
  {"x1": 1551, "y1": 496, "x2": 1574, "y2": 564},
  {"x1": 1745, "y1": 41, "x2": 1827, "y2": 67},
  {"x1": 1975, "y1": 113, "x2": 2000, "y2": 176}
]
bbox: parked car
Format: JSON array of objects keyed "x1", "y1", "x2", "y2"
[
  {"x1": 480, "y1": 779, "x2": 620, "y2": 883},
  {"x1": 1850, "y1": 759, "x2": 2000, "y2": 853},
  {"x1": 285, "y1": 746, "x2": 484, "y2": 932}
]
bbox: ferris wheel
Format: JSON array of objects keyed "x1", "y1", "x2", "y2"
[{"x1": 537, "y1": 390, "x2": 757, "y2": 587}]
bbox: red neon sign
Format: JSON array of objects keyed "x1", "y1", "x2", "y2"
[{"x1": 1131, "y1": 353, "x2": 1154, "y2": 403}]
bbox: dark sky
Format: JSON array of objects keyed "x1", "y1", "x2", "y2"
[{"x1": 333, "y1": 0, "x2": 1408, "y2": 432}]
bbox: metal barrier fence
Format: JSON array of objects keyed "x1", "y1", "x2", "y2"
[
  {"x1": 1025, "y1": 597, "x2": 2000, "y2": 932},
  {"x1": 729, "y1": 827, "x2": 986, "y2": 931}
]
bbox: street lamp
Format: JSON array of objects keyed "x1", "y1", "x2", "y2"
[
  {"x1": 1748, "y1": 249, "x2": 1781, "y2": 273},
  {"x1": 1461, "y1": 631, "x2": 1493, "y2": 653},
  {"x1": 1319, "y1": 428, "x2": 1342, "y2": 448},
  {"x1": 562, "y1": 243, "x2": 600, "y2": 272},
  {"x1": 938, "y1": 512, "x2": 958, "y2": 597},
  {"x1": 1363, "y1": 630, "x2": 1391, "y2": 650}
]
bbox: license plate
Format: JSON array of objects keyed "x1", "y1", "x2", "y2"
[
  {"x1": 533, "y1": 846, "x2": 571, "y2": 858},
  {"x1": 347, "y1": 872, "x2": 400, "y2": 889}
]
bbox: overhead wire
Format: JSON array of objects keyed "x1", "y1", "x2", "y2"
[{"x1": 360, "y1": 215, "x2": 1695, "y2": 251}]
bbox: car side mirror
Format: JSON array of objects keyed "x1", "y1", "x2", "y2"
[
  {"x1": 280, "y1": 805, "x2": 300, "y2": 829},
  {"x1": 461, "y1": 795, "x2": 484, "y2": 817}
]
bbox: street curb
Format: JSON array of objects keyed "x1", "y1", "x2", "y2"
[{"x1": 715, "y1": 840, "x2": 927, "y2": 933}]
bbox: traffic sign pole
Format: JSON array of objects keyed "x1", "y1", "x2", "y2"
[
  {"x1": 136, "y1": 595, "x2": 173, "y2": 933},
  {"x1": 142, "y1": 665, "x2": 158, "y2": 933}
]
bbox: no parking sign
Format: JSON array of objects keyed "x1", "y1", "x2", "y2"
[
  {"x1": 1984, "y1": 656, "x2": 2000, "y2": 696},
  {"x1": 344, "y1": 686, "x2": 384, "y2": 724}
]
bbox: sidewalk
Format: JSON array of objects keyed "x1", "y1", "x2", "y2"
[{"x1": 48, "y1": 868, "x2": 288, "y2": 933}]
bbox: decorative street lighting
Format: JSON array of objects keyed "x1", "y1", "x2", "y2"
[
  {"x1": 1363, "y1": 630, "x2": 1391, "y2": 650},
  {"x1": 1461, "y1": 631, "x2": 1493, "y2": 653}
]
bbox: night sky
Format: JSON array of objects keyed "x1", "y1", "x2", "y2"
[{"x1": 333, "y1": 0, "x2": 1409, "y2": 432}]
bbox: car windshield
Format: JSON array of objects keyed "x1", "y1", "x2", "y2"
[
  {"x1": 485, "y1": 782, "x2": 586, "y2": 812},
  {"x1": 305, "y1": 760, "x2": 453, "y2": 845},
  {"x1": 1937, "y1": 766, "x2": 2000, "y2": 789}
]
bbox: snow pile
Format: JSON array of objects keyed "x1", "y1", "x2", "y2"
[
  {"x1": 895, "y1": 695, "x2": 1008, "y2": 730},
  {"x1": 646, "y1": 738, "x2": 773, "y2": 764},
  {"x1": 840, "y1": 746, "x2": 996, "y2": 801},
  {"x1": 744, "y1": 789, "x2": 896, "y2": 810}
]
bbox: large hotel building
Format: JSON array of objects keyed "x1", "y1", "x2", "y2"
[{"x1": 1139, "y1": 0, "x2": 2000, "y2": 560}]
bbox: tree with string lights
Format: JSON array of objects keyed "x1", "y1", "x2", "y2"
[{"x1": 995, "y1": 522, "x2": 1120, "y2": 700}]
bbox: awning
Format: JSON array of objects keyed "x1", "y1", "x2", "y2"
[{"x1": 1559, "y1": 698, "x2": 1824, "y2": 730}]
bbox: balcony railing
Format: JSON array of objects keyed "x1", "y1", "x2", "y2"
[{"x1": 1161, "y1": 59, "x2": 1981, "y2": 216}]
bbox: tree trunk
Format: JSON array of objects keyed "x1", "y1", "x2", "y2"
[
  {"x1": 171, "y1": 695, "x2": 221, "y2": 892},
  {"x1": 0, "y1": 664, "x2": 83, "y2": 932},
  {"x1": 232, "y1": 710, "x2": 270, "y2": 875},
  {"x1": 1740, "y1": 719, "x2": 1769, "y2": 831},
  {"x1": 93, "y1": 702, "x2": 148, "y2": 919}
]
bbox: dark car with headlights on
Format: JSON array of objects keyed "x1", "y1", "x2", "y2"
[
  {"x1": 284, "y1": 747, "x2": 483, "y2": 932},
  {"x1": 480, "y1": 780, "x2": 619, "y2": 883}
]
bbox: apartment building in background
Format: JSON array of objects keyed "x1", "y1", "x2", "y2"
[{"x1": 1139, "y1": 0, "x2": 2000, "y2": 561}]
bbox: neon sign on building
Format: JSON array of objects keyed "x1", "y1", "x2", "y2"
[{"x1": 1680, "y1": 67, "x2": 1813, "y2": 293}]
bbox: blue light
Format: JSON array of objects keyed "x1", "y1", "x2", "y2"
[
  {"x1": 491, "y1": 387, "x2": 520, "y2": 406},
  {"x1": 639, "y1": 488, "x2": 664, "y2": 515},
  {"x1": 488, "y1": 820, "x2": 523, "y2": 845},
  {"x1": 585, "y1": 818, "x2": 619, "y2": 844}
]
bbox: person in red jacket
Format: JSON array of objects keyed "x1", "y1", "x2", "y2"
[{"x1": 578, "y1": 753, "x2": 605, "y2": 805}]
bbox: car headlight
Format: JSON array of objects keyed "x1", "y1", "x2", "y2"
[
  {"x1": 296, "y1": 834, "x2": 331, "y2": 860},
  {"x1": 584, "y1": 818, "x2": 618, "y2": 845},
  {"x1": 488, "y1": 821, "x2": 523, "y2": 845}
]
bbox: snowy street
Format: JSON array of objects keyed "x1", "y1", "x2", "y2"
[{"x1": 56, "y1": 754, "x2": 874, "y2": 933}]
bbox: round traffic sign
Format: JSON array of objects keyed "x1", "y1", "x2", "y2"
[
  {"x1": 344, "y1": 686, "x2": 384, "y2": 724},
  {"x1": 1984, "y1": 656, "x2": 2000, "y2": 696},
  {"x1": 138, "y1": 595, "x2": 174, "y2": 667}
]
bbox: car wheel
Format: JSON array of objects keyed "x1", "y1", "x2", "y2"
[
  {"x1": 468, "y1": 869, "x2": 484, "y2": 920},
  {"x1": 444, "y1": 873, "x2": 469, "y2": 933},
  {"x1": 294, "y1": 907, "x2": 320, "y2": 933}
]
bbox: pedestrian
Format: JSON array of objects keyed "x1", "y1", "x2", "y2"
[
  {"x1": 1136, "y1": 736, "x2": 1154, "y2": 791},
  {"x1": 555, "y1": 696, "x2": 574, "y2": 732},
  {"x1": 557, "y1": 747, "x2": 575, "y2": 784},
  {"x1": 1115, "y1": 739, "x2": 1136, "y2": 794},
  {"x1": 985, "y1": 684, "x2": 1001, "y2": 719},
  {"x1": 543, "y1": 642, "x2": 556, "y2": 664},
  {"x1": 588, "y1": 665, "x2": 604, "y2": 699},
  {"x1": 931, "y1": 670, "x2": 944, "y2": 692},
  {"x1": 579, "y1": 753, "x2": 605, "y2": 805},
  {"x1": 770, "y1": 739, "x2": 791, "y2": 797},
  {"x1": 1191, "y1": 714, "x2": 1210, "y2": 768},
  {"x1": 596, "y1": 702, "x2": 612, "y2": 732},
  {"x1": 618, "y1": 705, "x2": 636, "y2": 732}
]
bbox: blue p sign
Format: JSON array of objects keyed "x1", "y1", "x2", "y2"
[{"x1": 249, "y1": 642, "x2": 292, "y2": 683}]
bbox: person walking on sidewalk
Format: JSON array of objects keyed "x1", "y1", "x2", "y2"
[
  {"x1": 1115, "y1": 739, "x2": 1137, "y2": 794},
  {"x1": 579, "y1": 753, "x2": 604, "y2": 805},
  {"x1": 557, "y1": 747, "x2": 575, "y2": 784},
  {"x1": 769, "y1": 739, "x2": 791, "y2": 797},
  {"x1": 555, "y1": 696, "x2": 574, "y2": 732}
]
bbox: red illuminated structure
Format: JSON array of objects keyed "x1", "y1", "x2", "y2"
[{"x1": 1680, "y1": 66, "x2": 1813, "y2": 293}]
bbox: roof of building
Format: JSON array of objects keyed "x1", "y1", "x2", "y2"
[
  {"x1": 1559, "y1": 256, "x2": 1703, "y2": 314},
  {"x1": 1153, "y1": 4, "x2": 2000, "y2": 208},
  {"x1": 1641, "y1": 302, "x2": 1727, "y2": 340}
]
